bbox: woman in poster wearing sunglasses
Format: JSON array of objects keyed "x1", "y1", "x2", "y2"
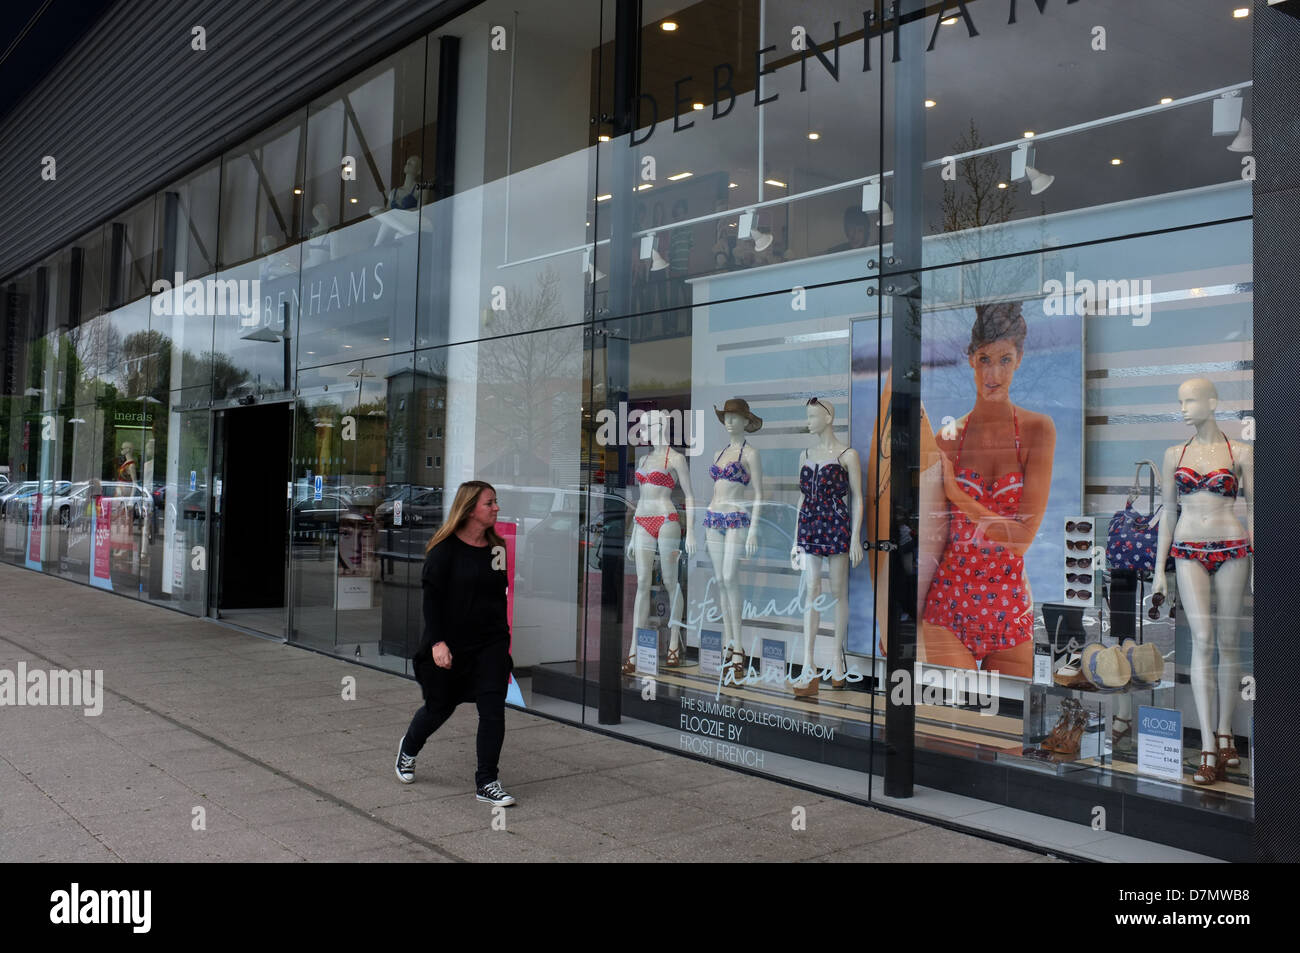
[{"x1": 920, "y1": 303, "x2": 1055, "y2": 677}]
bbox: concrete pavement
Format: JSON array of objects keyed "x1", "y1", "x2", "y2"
[{"x1": 0, "y1": 564, "x2": 1052, "y2": 862}]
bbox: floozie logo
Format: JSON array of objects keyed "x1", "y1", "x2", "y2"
[
  {"x1": 0, "y1": 663, "x2": 103, "y2": 716},
  {"x1": 1042, "y1": 272, "x2": 1154, "y2": 326},
  {"x1": 593, "y1": 404, "x2": 706, "y2": 456},
  {"x1": 151, "y1": 272, "x2": 261, "y2": 325}
]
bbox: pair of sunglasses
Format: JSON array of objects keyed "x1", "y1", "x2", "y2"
[
  {"x1": 1066, "y1": 557, "x2": 1091, "y2": 568},
  {"x1": 1066, "y1": 521, "x2": 1092, "y2": 533},
  {"x1": 1147, "y1": 592, "x2": 1177, "y2": 621},
  {"x1": 1066, "y1": 572, "x2": 1092, "y2": 584},
  {"x1": 1067, "y1": 589, "x2": 1092, "y2": 600},
  {"x1": 1066, "y1": 540, "x2": 1092, "y2": 551}
]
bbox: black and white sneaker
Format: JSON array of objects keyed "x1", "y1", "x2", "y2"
[
  {"x1": 395, "y1": 737, "x2": 417, "y2": 784},
  {"x1": 475, "y1": 780, "x2": 516, "y2": 806}
]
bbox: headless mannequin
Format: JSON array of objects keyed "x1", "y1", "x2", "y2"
[
  {"x1": 624, "y1": 414, "x2": 697, "y2": 671},
  {"x1": 706, "y1": 413, "x2": 763, "y2": 680},
  {"x1": 1152, "y1": 378, "x2": 1253, "y2": 785},
  {"x1": 791, "y1": 399, "x2": 864, "y2": 694}
]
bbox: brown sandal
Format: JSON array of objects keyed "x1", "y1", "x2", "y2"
[
  {"x1": 1041, "y1": 699, "x2": 1080, "y2": 753},
  {"x1": 665, "y1": 645, "x2": 683, "y2": 667},
  {"x1": 1192, "y1": 750, "x2": 1223, "y2": 785},
  {"x1": 1215, "y1": 733, "x2": 1240, "y2": 768},
  {"x1": 621, "y1": 655, "x2": 636, "y2": 675},
  {"x1": 1111, "y1": 715, "x2": 1133, "y2": 750},
  {"x1": 1052, "y1": 702, "x2": 1089, "y2": 758}
]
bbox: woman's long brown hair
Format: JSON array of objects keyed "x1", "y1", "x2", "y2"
[{"x1": 425, "y1": 480, "x2": 505, "y2": 553}]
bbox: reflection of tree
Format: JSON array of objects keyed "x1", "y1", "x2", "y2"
[{"x1": 476, "y1": 268, "x2": 580, "y2": 482}]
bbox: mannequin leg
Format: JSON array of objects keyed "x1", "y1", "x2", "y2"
[
  {"x1": 828, "y1": 554, "x2": 850, "y2": 680},
  {"x1": 1212, "y1": 557, "x2": 1250, "y2": 747},
  {"x1": 658, "y1": 520, "x2": 684, "y2": 652},
  {"x1": 705, "y1": 528, "x2": 731, "y2": 645},
  {"x1": 721, "y1": 529, "x2": 744, "y2": 656},
  {"x1": 801, "y1": 555, "x2": 823, "y2": 677},
  {"x1": 631, "y1": 525, "x2": 656, "y2": 632},
  {"x1": 1175, "y1": 559, "x2": 1217, "y2": 762},
  {"x1": 982, "y1": 639, "x2": 1033, "y2": 678},
  {"x1": 920, "y1": 622, "x2": 978, "y2": 670}
]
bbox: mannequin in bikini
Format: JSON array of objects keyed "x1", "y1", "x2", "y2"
[
  {"x1": 1152, "y1": 378, "x2": 1253, "y2": 787},
  {"x1": 790, "y1": 398, "x2": 864, "y2": 697},
  {"x1": 705, "y1": 399, "x2": 764, "y2": 682},
  {"x1": 920, "y1": 303, "x2": 1055, "y2": 678},
  {"x1": 623, "y1": 411, "x2": 696, "y2": 673},
  {"x1": 371, "y1": 156, "x2": 431, "y2": 243}
]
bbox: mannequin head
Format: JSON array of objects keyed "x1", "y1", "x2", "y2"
[
  {"x1": 722, "y1": 412, "x2": 747, "y2": 440},
  {"x1": 805, "y1": 397, "x2": 833, "y2": 436},
  {"x1": 1178, "y1": 378, "x2": 1219, "y2": 425},
  {"x1": 121, "y1": 442, "x2": 135, "y2": 460},
  {"x1": 404, "y1": 156, "x2": 421, "y2": 179},
  {"x1": 644, "y1": 409, "x2": 669, "y2": 448},
  {"x1": 968, "y1": 302, "x2": 1026, "y2": 403}
]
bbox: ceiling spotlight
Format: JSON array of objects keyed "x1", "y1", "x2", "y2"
[
  {"x1": 598, "y1": 134, "x2": 610, "y2": 142},
  {"x1": 728, "y1": 182, "x2": 738, "y2": 189},
  {"x1": 1228, "y1": 117, "x2": 1253, "y2": 152},
  {"x1": 1160, "y1": 97, "x2": 1173, "y2": 105},
  {"x1": 1012, "y1": 143, "x2": 1054, "y2": 195},
  {"x1": 1232, "y1": 8, "x2": 1249, "y2": 18},
  {"x1": 997, "y1": 182, "x2": 1008, "y2": 189},
  {"x1": 941, "y1": 16, "x2": 958, "y2": 25},
  {"x1": 1110, "y1": 158, "x2": 1123, "y2": 165},
  {"x1": 1027, "y1": 167, "x2": 1054, "y2": 195},
  {"x1": 596, "y1": 193, "x2": 612, "y2": 202},
  {"x1": 764, "y1": 178, "x2": 787, "y2": 188},
  {"x1": 692, "y1": 102, "x2": 705, "y2": 111},
  {"x1": 667, "y1": 171, "x2": 693, "y2": 180},
  {"x1": 924, "y1": 99, "x2": 937, "y2": 108},
  {"x1": 807, "y1": 131, "x2": 820, "y2": 140},
  {"x1": 292, "y1": 188, "x2": 303, "y2": 195},
  {"x1": 349, "y1": 197, "x2": 358, "y2": 203},
  {"x1": 1023, "y1": 130, "x2": 1036, "y2": 138},
  {"x1": 661, "y1": 20, "x2": 678, "y2": 31},
  {"x1": 636, "y1": 183, "x2": 653, "y2": 191}
]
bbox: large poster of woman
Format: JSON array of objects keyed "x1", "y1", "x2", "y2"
[{"x1": 849, "y1": 298, "x2": 1082, "y2": 674}]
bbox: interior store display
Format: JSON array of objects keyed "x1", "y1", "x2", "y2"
[
  {"x1": 623, "y1": 411, "x2": 696, "y2": 674},
  {"x1": 704, "y1": 398, "x2": 764, "y2": 682},
  {"x1": 791, "y1": 397, "x2": 864, "y2": 697},
  {"x1": 1153, "y1": 378, "x2": 1254, "y2": 786}
]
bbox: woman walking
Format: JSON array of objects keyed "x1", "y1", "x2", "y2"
[{"x1": 396, "y1": 480, "x2": 516, "y2": 806}]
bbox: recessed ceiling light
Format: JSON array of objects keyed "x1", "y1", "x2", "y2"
[
  {"x1": 636, "y1": 183, "x2": 653, "y2": 191},
  {"x1": 668, "y1": 171, "x2": 693, "y2": 180},
  {"x1": 1232, "y1": 8, "x2": 1249, "y2": 18},
  {"x1": 941, "y1": 16, "x2": 958, "y2": 25},
  {"x1": 924, "y1": 99, "x2": 936, "y2": 108},
  {"x1": 596, "y1": 194, "x2": 612, "y2": 202},
  {"x1": 349, "y1": 197, "x2": 358, "y2": 203},
  {"x1": 343, "y1": 344, "x2": 353, "y2": 348},
  {"x1": 1110, "y1": 158, "x2": 1123, "y2": 166},
  {"x1": 292, "y1": 188, "x2": 303, "y2": 195},
  {"x1": 661, "y1": 20, "x2": 678, "y2": 31},
  {"x1": 997, "y1": 182, "x2": 1008, "y2": 189},
  {"x1": 382, "y1": 337, "x2": 390, "y2": 341},
  {"x1": 807, "y1": 132, "x2": 820, "y2": 140},
  {"x1": 692, "y1": 102, "x2": 705, "y2": 111},
  {"x1": 728, "y1": 182, "x2": 738, "y2": 189},
  {"x1": 1159, "y1": 97, "x2": 1173, "y2": 105},
  {"x1": 598, "y1": 134, "x2": 610, "y2": 142},
  {"x1": 1023, "y1": 130, "x2": 1035, "y2": 138},
  {"x1": 764, "y1": 178, "x2": 787, "y2": 188}
]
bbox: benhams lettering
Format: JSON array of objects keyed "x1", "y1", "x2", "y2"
[
  {"x1": 49, "y1": 884, "x2": 151, "y2": 934},
  {"x1": 0, "y1": 664, "x2": 103, "y2": 716},
  {"x1": 631, "y1": 0, "x2": 1078, "y2": 145}
]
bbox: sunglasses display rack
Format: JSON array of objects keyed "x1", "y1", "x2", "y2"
[{"x1": 1062, "y1": 516, "x2": 1095, "y2": 607}]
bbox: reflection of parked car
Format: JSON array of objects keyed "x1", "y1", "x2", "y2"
[
  {"x1": 375, "y1": 487, "x2": 443, "y2": 528},
  {"x1": 2, "y1": 480, "x2": 71, "y2": 517},
  {"x1": 53, "y1": 482, "x2": 153, "y2": 527},
  {"x1": 292, "y1": 494, "x2": 373, "y2": 537}
]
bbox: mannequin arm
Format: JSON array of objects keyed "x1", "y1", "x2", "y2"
[
  {"x1": 745, "y1": 446, "x2": 763, "y2": 557},
  {"x1": 671, "y1": 450, "x2": 697, "y2": 555},
  {"x1": 844, "y1": 448, "x2": 865, "y2": 568},
  {"x1": 791, "y1": 449, "x2": 807, "y2": 561},
  {"x1": 1152, "y1": 445, "x2": 1180, "y2": 597}
]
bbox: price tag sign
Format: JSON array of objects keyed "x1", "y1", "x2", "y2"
[
  {"x1": 761, "y1": 638, "x2": 785, "y2": 683},
  {"x1": 699, "y1": 630, "x2": 723, "y2": 677},
  {"x1": 1033, "y1": 642, "x2": 1052, "y2": 685},
  {"x1": 1136, "y1": 705, "x2": 1183, "y2": 781},
  {"x1": 636, "y1": 627, "x2": 659, "y2": 677}
]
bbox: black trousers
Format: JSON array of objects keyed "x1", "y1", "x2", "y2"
[{"x1": 404, "y1": 639, "x2": 512, "y2": 789}]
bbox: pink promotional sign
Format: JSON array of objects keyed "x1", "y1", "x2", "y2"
[
  {"x1": 91, "y1": 496, "x2": 113, "y2": 590},
  {"x1": 24, "y1": 492, "x2": 43, "y2": 569},
  {"x1": 494, "y1": 521, "x2": 525, "y2": 706}
]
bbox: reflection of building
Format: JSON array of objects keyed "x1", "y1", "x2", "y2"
[{"x1": 0, "y1": 0, "x2": 1296, "y2": 862}]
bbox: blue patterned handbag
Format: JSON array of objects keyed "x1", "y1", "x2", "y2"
[{"x1": 1105, "y1": 498, "x2": 1163, "y2": 574}]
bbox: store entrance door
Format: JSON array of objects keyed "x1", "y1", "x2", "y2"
[{"x1": 212, "y1": 402, "x2": 293, "y2": 637}]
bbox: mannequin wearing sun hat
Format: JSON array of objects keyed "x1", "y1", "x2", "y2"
[{"x1": 705, "y1": 398, "x2": 764, "y2": 682}]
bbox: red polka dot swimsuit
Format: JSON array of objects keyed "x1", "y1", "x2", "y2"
[{"x1": 921, "y1": 412, "x2": 1034, "y2": 661}]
